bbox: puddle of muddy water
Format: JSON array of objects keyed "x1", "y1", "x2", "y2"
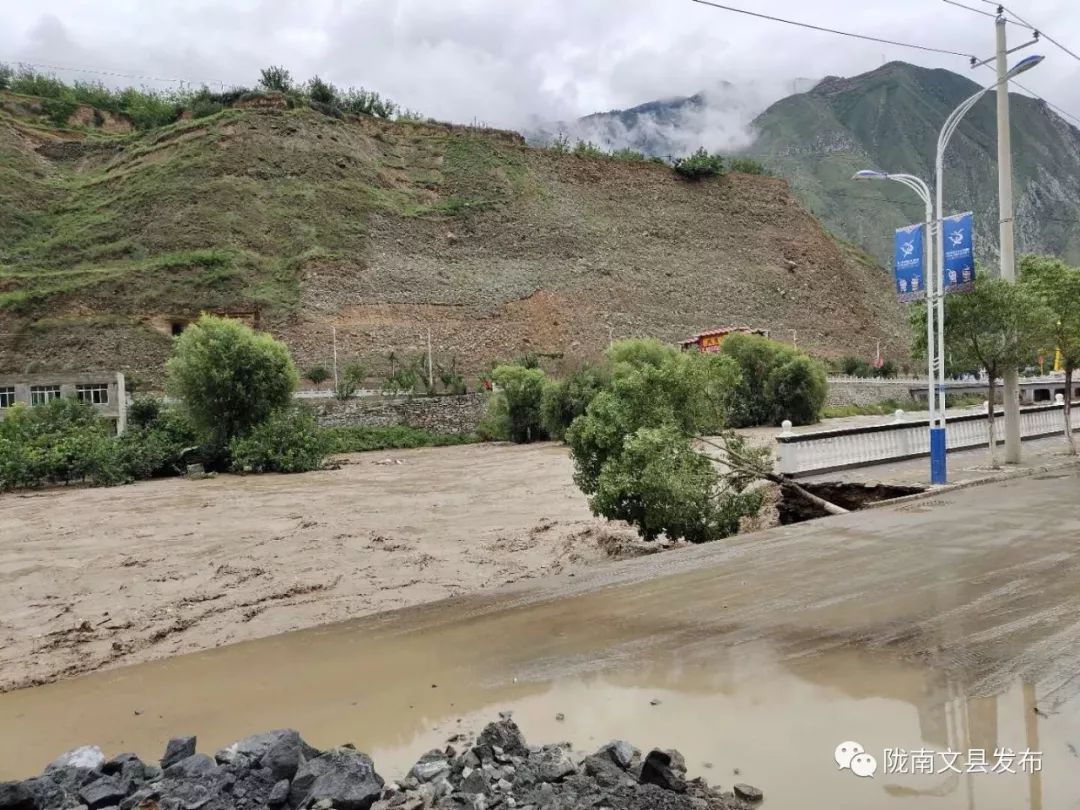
[{"x1": 2, "y1": 586, "x2": 1077, "y2": 809}]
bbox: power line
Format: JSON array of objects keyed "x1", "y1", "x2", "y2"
[
  {"x1": 690, "y1": 0, "x2": 978, "y2": 59},
  {"x1": 938, "y1": 3, "x2": 1080, "y2": 131},
  {"x1": 993, "y1": 3, "x2": 1080, "y2": 64},
  {"x1": 1010, "y1": 79, "x2": 1080, "y2": 129},
  {"x1": 941, "y1": 0, "x2": 1004, "y2": 22},
  {"x1": 0, "y1": 57, "x2": 227, "y2": 89}
]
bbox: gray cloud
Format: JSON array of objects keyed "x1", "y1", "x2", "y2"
[{"x1": 2, "y1": 0, "x2": 1079, "y2": 136}]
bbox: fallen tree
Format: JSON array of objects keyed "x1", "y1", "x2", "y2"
[{"x1": 566, "y1": 339, "x2": 846, "y2": 544}]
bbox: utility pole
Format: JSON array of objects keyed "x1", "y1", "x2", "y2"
[
  {"x1": 996, "y1": 12, "x2": 1023, "y2": 463},
  {"x1": 332, "y1": 326, "x2": 339, "y2": 391},
  {"x1": 426, "y1": 327, "x2": 434, "y2": 390}
]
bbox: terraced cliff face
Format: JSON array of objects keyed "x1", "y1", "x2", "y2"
[{"x1": 0, "y1": 97, "x2": 909, "y2": 384}]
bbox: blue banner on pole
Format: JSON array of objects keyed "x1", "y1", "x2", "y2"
[
  {"x1": 942, "y1": 211, "x2": 975, "y2": 293},
  {"x1": 894, "y1": 223, "x2": 925, "y2": 303}
]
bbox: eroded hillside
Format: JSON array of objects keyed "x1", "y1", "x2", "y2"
[{"x1": 0, "y1": 96, "x2": 909, "y2": 383}]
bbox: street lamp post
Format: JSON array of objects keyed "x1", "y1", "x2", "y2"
[
  {"x1": 934, "y1": 53, "x2": 1043, "y2": 477},
  {"x1": 853, "y1": 170, "x2": 941, "y2": 482},
  {"x1": 852, "y1": 53, "x2": 1043, "y2": 486}
]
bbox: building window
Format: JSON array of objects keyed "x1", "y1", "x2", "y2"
[
  {"x1": 76, "y1": 383, "x2": 110, "y2": 405},
  {"x1": 0, "y1": 387, "x2": 14, "y2": 408},
  {"x1": 30, "y1": 385, "x2": 61, "y2": 405}
]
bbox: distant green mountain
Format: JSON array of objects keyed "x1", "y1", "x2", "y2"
[{"x1": 749, "y1": 61, "x2": 1080, "y2": 267}]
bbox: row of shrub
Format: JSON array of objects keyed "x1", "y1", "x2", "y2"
[
  {"x1": 0, "y1": 63, "x2": 412, "y2": 130},
  {"x1": 832, "y1": 355, "x2": 901, "y2": 379},
  {"x1": 0, "y1": 397, "x2": 197, "y2": 491},
  {"x1": 2, "y1": 61, "x2": 770, "y2": 184},
  {"x1": 0, "y1": 316, "x2": 318, "y2": 492},
  {"x1": 479, "y1": 333, "x2": 828, "y2": 445},
  {"x1": 304, "y1": 353, "x2": 468, "y2": 400},
  {"x1": 545, "y1": 138, "x2": 769, "y2": 180},
  {"x1": 0, "y1": 313, "x2": 493, "y2": 492}
]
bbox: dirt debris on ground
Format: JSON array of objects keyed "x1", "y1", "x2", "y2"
[
  {"x1": 0, "y1": 442, "x2": 657, "y2": 693},
  {"x1": 3, "y1": 718, "x2": 763, "y2": 810}
]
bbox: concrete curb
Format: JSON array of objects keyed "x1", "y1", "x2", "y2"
[{"x1": 863, "y1": 454, "x2": 1080, "y2": 510}]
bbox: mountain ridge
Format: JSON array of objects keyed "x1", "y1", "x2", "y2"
[
  {"x1": 0, "y1": 91, "x2": 909, "y2": 382},
  {"x1": 565, "y1": 61, "x2": 1080, "y2": 267}
]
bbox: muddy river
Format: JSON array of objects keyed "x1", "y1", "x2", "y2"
[{"x1": 5, "y1": 472, "x2": 1080, "y2": 808}]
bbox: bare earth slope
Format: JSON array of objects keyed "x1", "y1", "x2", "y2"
[{"x1": 0, "y1": 100, "x2": 908, "y2": 379}]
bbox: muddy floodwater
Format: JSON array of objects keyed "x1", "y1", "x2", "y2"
[{"x1": 4, "y1": 472, "x2": 1080, "y2": 808}]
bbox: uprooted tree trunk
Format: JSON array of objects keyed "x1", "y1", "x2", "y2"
[{"x1": 697, "y1": 434, "x2": 849, "y2": 517}]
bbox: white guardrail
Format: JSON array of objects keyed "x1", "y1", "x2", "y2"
[{"x1": 777, "y1": 400, "x2": 1080, "y2": 477}]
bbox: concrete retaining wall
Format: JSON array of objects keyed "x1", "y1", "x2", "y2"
[
  {"x1": 777, "y1": 401, "x2": 1080, "y2": 477},
  {"x1": 825, "y1": 376, "x2": 921, "y2": 408},
  {"x1": 312, "y1": 392, "x2": 488, "y2": 434}
]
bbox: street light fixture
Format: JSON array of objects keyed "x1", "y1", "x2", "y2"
[
  {"x1": 852, "y1": 53, "x2": 1044, "y2": 486},
  {"x1": 934, "y1": 52, "x2": 1043, "y2": 480},
  {"x1": 852, "y1": 170, "x2": 941, "y2": 482}
]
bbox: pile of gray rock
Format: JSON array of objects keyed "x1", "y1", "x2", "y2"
[{"x1": 0, "y1": 717, "x2": 763, "y2": 810}]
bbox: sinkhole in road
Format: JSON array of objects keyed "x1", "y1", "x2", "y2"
[{"x1": 778, "y1": 481, "x2": 927, "y2": 524}]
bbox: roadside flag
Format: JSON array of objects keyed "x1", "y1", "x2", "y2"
[
  {"x1": 942, "y1": 212, "x2": 975, "y2": 293},
  {"x1": 894, "y1": 223, "x2": 925, "y2": 303}
]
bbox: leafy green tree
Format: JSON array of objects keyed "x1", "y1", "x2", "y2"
[
  {"x1": 673, "y1": 148, "x2": 725, "y2": 180},
  {"x1": 339, "y1": 87, "x2": 399, "y2": 118},
  {"x1": 540, "y1": 363, "x2": 610, "y2": 441},
  {"x1": 259, "y1": 65, "x2": 294, "y2": 93},
  {"x1": 1021, "y1": 255, "x2": 1080, "y2": 454},
  {"x1": 0, "y1": 398, "x2": 106, "y2": 488},
  {"x1": 566, "y1": 338, "x2": 846, "y2": 542},
  {"x1": 485, "y1": 365, "x2": 549, "y2": 443},
  {"x1": 567, "y1": 348, "x2": 740, "y2": 496},
  {"x1": 166, "y1": 315, "x2": 298, "y2": 455},
  {"x1": 913, "y1": 275, "x2": 1052, "y2": 467},
  {"x1": 767, "y1": 356, "x2": 828, "y2": 425},
  {"x1": 720, "y1": 333, "x2": 804, "y2": 426},
  {"x1": 566, "y1": 346, "x2": 766, "y2": 543},
  {"x1": 592, "y1": 424, "x2": 761, "y2": 542},
  {"x1": 229, "y1": 407, "x2": 326, "y2": 474},
  {"x1": 335, "y1": 361, "x2": 367, "y2": 400},
  {"x1": 117, "y1": 87, "x2": 181, "y2": 129},
  {"x1": 840, "y1": 356, "x2": 874, "y2": 377},
  {"x1": 383, "y1": 364, "x2": 420, "y2": 396},
  {"x1": 437, "y1": 356, "x2": 467, "y2": 395},
  {"x1": 305, "y1": 364, "x2": 331, "y2": 389},
  {"x1": 306, "y1": 76, "x2": 338, "y2": 106},
  {"x1": 0, "y1": 63, "x2": 12, "y2": 91},
  {"x1": 605, "y1": 337, "x2": 678, "y2": 370}
]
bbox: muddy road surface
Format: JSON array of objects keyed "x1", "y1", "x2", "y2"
[{"x1": 3, "y1": 470, "x2": 1080, "y2": 808}]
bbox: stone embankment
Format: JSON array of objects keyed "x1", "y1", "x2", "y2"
[{"x1": 0, "y1": 717, "x2": 763, "y2": 810}]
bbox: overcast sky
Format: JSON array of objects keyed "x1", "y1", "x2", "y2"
[{"x1": 3, "y1": 0, "x2": 1079, "y2": 130}]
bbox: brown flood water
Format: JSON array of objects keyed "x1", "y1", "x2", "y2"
[{"x1": 3, "y1": 566, "x2": 1078, "y2": 810}]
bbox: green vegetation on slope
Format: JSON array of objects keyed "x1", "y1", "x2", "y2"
[
  {"x1": 0, "y1": 105, "x2": 516, "y2": 317},
  {"x1": 0, "y1": 66, "x2": 909, "y2": 385}
]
